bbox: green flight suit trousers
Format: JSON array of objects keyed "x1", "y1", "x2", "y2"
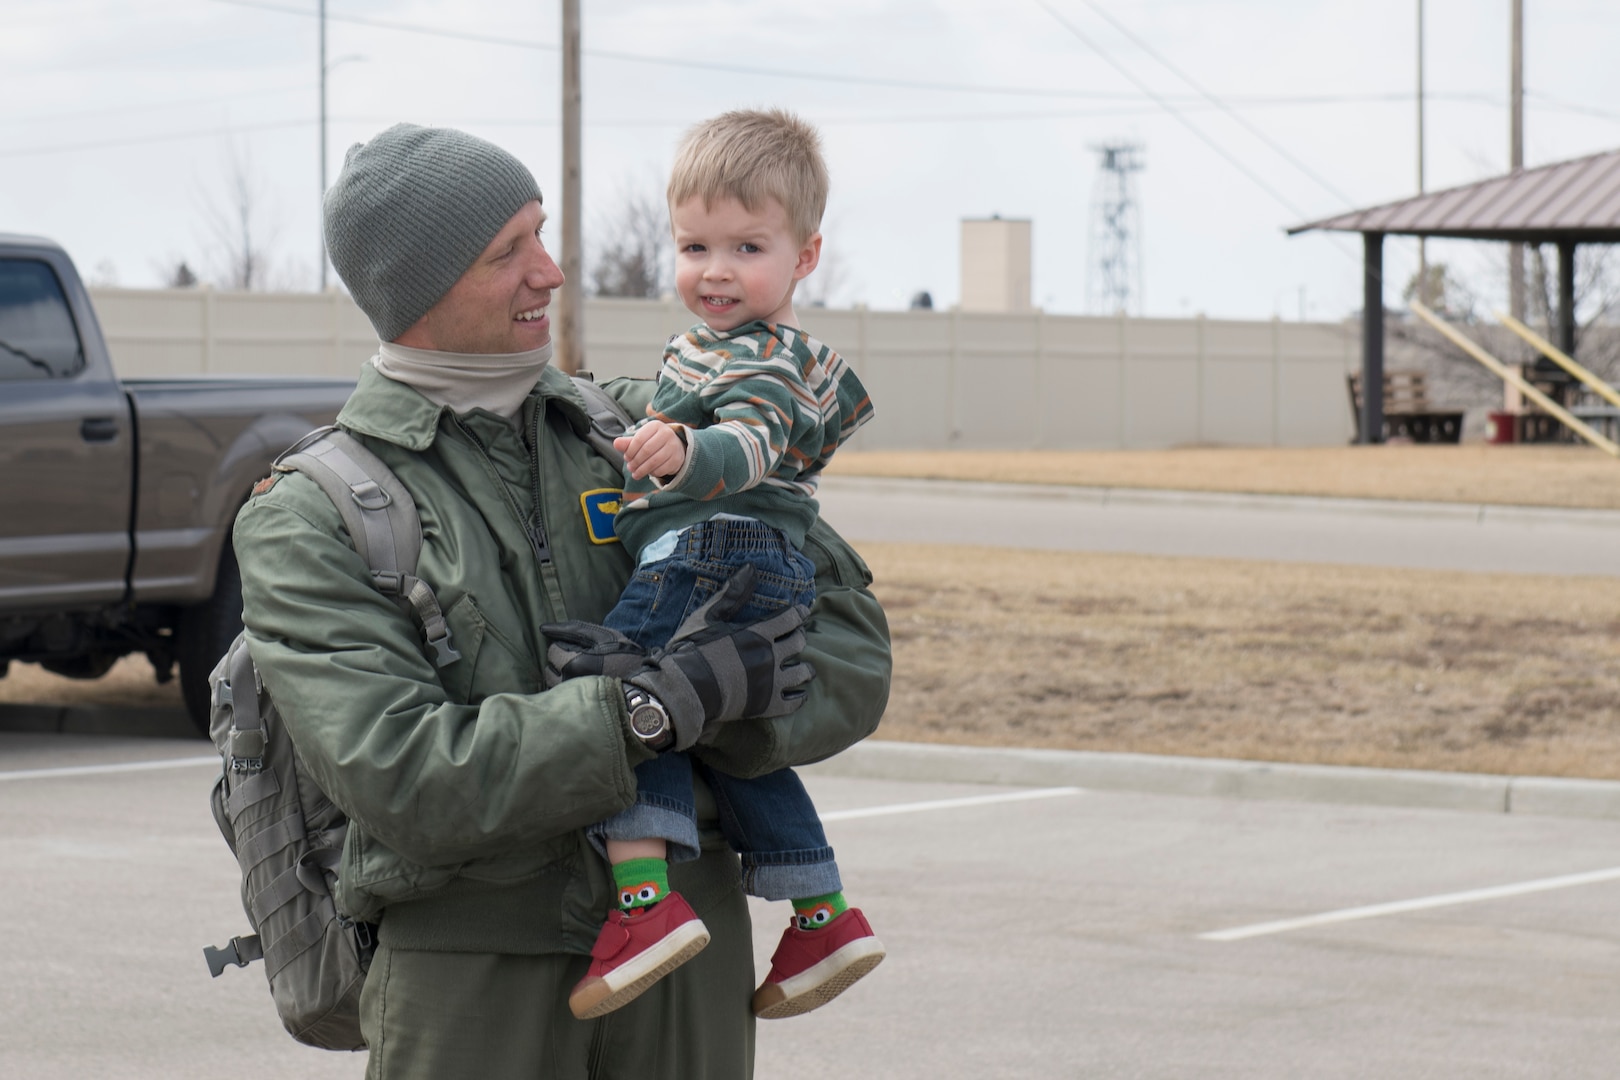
[{"x1": 360, "y1": 887, "x2": 756, "y2": 1079}]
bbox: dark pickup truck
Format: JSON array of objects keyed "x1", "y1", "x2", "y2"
[{"x1": 0, "y1": 234, "x2": 354, "y2": 731}]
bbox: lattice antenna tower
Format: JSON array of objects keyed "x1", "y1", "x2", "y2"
[{"x1": 1087, "y1": 142, "x2": 1145, "y2": 315}]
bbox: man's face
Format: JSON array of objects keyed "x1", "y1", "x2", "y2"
[
  {"x1": 399, "y1": 200, "x2": 565, "y2": 354},
  {"x1": 670, "y1": 195, "x2": 820, "y2": 333}
]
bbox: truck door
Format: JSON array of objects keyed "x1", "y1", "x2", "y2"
[{"x1": 0, "y1": 256, "x2": 134, "y2": 612}]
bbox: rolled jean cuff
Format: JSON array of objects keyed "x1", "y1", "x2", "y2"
[
  {"x1": 587, "y1": 798, "x2": 702, "y2": 864},
  {"x1": 740, "y1": 851, "x2": 841, "y2": 902}
]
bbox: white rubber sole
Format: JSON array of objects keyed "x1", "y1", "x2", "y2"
[
  {"x1": 751, "y1": 936, "x2": 886, "y2": 1020},
  {"x1": 569, "y1": 920, "x2": 712, "y2": 1019}
]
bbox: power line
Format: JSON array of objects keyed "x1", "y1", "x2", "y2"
[
  {"x1": 0, "y1": 119, "x2": 311, "y2": 159},
  {"x1": 0, "y1": 84, "x2": 317, "y2": 128},
  {"x1": 206, "y1": 0, "x2": 1505, "y2": 110},
  {"x1": 1075, "y1": 0, "x2": 1358, "y2": 208},
  {"x1": 1035, "y1": 1, "x2": 1316, "y2": 222}
]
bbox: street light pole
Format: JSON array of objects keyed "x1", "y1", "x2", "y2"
[
  {"x1": 1416, "y1": 0, "x2": 1427, "y2": 306},
  {"x1": 557, "y1": 0, "x2": 583, "y2": 374},
  {"x1": 1509, "y1": 0, "x2": 1525, "y2": 321},
  {"x1": 319, "y1": 0, "x2": 328, "y2": 291}
]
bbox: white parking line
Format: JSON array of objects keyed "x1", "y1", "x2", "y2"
[
  {"x1": 821, "y1": 786, "x2": 1082, "y2": 822},
  {"x1": 1201, "y1": 865, "x2": 1620, "y2": 942},
  {"x1": 0, "y1": 756, "x2": 219, "y2": 782}
]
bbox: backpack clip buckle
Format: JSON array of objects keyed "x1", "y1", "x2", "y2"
[{"x1": 203, "y1": 935, "x2": 260, "y2": 978}]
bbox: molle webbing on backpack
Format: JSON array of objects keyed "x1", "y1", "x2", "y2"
[
  {"x1": 274, "y1": 427, "x2": 460, "y2": 668},
  {"x1": 206, "y1": 632, "x2": 369, "y2": 1051}
]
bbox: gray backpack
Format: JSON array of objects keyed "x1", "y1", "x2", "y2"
[{"x1": 205, "y1": 377, "x2": 634, "y2": 1050}]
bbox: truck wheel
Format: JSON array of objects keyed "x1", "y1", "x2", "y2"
[{"x1": 178, "y1": 544, "x2": 244, "y2": 737}]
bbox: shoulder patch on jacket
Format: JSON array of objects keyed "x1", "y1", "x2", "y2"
[
  {"x1": 251, "y1": 473, "x2": 280, "y2": 497},
  {"x1": 579, "y1": 489, "x2": 622, "y2": 544}
]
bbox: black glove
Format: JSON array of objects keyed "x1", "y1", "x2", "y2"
[
  {"x1": 541, "y1": 565, "x2": 816, "y2": 752},
  {"x1": 541, "y1": 622, "x2": 647, "y2": 686}
]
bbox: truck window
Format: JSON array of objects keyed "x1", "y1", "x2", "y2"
[{"x1": 0, "y1": 259, "x2": 85, "y2": 380}]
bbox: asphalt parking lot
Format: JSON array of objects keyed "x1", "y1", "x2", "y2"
[{"x1": 4, "y1": 728, "x2": 1619, "y2": 1078}]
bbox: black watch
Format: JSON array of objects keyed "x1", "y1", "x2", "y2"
[{"x1": 623, "y1": 685, "x2": 673, "y2": 751}]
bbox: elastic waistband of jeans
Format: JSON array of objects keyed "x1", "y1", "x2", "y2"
[{"x1": 674, "y1": 517, "x2": 791, "y2": 557}]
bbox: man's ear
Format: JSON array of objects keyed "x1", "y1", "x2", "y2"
[
  {"x1": 393, "y1": 312, "x2": 435, "y2": 350},
  {"x1": 792, "y1": 232, "x2": 822, "y2": 282}
]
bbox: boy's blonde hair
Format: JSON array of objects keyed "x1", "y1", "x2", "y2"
[{"x1": 667, "y1": 108, "x2": 828, "y2": 244}]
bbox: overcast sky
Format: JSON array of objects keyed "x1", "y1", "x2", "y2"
[{"x1": 5, "y1": 0, "x2": 1619, "y2": 321}]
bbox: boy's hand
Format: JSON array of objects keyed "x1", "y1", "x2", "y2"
[{"x1": 614, "y1": 421, "x2": 687, "y2": 481}]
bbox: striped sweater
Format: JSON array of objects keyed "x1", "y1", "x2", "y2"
[{"x1": 613, "y1": 319, "x2": 875, "y2": 558}]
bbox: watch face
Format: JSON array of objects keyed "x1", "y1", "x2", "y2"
[{"x1": 630, "y1": 702, "x2": 667, "y2": 740}]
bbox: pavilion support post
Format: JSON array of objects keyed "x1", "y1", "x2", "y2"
[
  {"x1": 1361, "y1": 231, "x2": 1385, "y2": 444},
  {"x1": 1558, "y1": 239, "x2": 1577, "y2": 359}
]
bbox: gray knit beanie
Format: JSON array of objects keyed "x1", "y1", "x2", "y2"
[{"x1": 324, "y1": 124, "x2": 543, "y2": 342}]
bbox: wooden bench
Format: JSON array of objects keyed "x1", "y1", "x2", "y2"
[{"x1": 1346, "y1": 371, "x2": 1465, "y2": 443}]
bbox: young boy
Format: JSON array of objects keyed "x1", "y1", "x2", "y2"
[{"x1": 564, "y1": 108, "x2": 882, "y2": 1022}]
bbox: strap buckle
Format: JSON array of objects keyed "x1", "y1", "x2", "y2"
[{"x1": 203, "y1": 934, "x2": 262, "y2": 978}]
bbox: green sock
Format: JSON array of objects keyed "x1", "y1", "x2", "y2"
[
  {"x1": 791, "y1": 891, "x2": 848, "y2": 931},
  {"x1": 613, "y1": 857, "x2": 670, "y2": 914}
]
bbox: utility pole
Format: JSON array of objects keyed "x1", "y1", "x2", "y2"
[
  {"x1": 1416, "y1": 0, "x2": 1427, "y2": 306},
  {"x1": 319, "y1": 0, "x2": 327, "y2": 291},
  {"x1": 556, "y1": 0, "x2": 583, "y2": 374},
  {"x1": 1508, "y1": 0, "x2": 1525, "y2": 321}
]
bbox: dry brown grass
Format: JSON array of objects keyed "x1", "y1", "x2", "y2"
[
  {"x1": 831, "y1": 444, "x2": 1620, "y2": 510},
  {"x1": 6, "y1": 454, "x2": 1619, "y2": 782},
  {"x1": 0, "y1": 656, "x2": 182, "y2": 709},
  {"x1": 865, "y1": 543, "x2": 1620, "y2": 780}
]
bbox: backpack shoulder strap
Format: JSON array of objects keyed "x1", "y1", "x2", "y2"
[
  {"x1": 275, "y1": 427, "x2": 420, "y2": 574},
  {"x1": 570, "y1": 373, "x2": 634, "y2": 468},
  {"x1": 273, "y1": 427, "x2": 459, "y2": 667}
]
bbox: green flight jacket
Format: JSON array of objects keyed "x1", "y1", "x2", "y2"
[{"x1": 232, "y1": 363, "x2": 891, "y2": 957}]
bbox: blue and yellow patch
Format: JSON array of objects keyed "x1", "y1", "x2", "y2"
[{"x1": 579, "y1": 488, "x2": 622, "y2": 544}]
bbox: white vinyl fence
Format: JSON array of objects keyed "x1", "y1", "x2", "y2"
[{"x1": 89, "y1": 287, "x2": 1360, "y2": 450}]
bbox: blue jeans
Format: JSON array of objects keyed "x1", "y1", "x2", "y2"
[{"x1": 593, "y1": 517, "x2": 841, "y2": 901}]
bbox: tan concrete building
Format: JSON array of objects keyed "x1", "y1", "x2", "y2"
[{"x1": 959, "y1": 216, "x2": 1032, "y2": 313}]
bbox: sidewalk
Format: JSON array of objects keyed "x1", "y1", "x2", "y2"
[
  {"x1": 8, "y1": 700, "x2": 1618, "y2": 824},
  {"x1": 818, "y1": 474, "x2": 1620, "y2": 575},
  {"x1": 803, "y1": 739, "x2": 1620, "y2": 822}
]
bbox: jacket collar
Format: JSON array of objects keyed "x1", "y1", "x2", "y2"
[{"x1": 337, "y1": 358, "x2": 599, "y2": 451}]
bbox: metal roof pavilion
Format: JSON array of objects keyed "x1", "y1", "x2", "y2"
[{"x1": 1289, "y1": 147, "x2": 1620, "y2": 442}]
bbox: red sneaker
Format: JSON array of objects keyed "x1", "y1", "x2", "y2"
[
  {"x1": 568, "y1": 892, "x2": 711, "y2": 1019},
  {"x1": 751, "y1": 908, "x2": 885, "y2": 1019}
]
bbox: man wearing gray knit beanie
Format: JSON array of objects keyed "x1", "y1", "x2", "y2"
[{"x1": 229, "y1": 123, "x2": 891, "y2": 1079}]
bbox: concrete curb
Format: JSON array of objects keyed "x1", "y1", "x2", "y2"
[
  {"x1": 801, "y1": 740, "x2": 1620, "y2": 822},
  {"x1": 0, "y1": 703, "x2": 194, "y2": 739},
  {"x1": 9, "y1": 702, "x2": 1619, "y2": 823},
  {"x1": 824, "y1": 476, "x2": 1620, "y2": 532}
]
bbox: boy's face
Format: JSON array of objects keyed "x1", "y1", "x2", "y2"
[{"x1": 670, "y1": 195, "x2": 821, "y2": 333}]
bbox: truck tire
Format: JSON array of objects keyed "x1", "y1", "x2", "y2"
[{"x1": 178, "y1": 544, "x2": 244, "y2": 737}]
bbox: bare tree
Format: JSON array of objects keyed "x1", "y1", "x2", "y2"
[
  {"x1": 588, "y1": 178, "x2": 671, "y2": 299},
  {"x1": 149, "y1": 254, "x2": 199, "y2": 288},
  {"x1": 1391, "y1": 243, "x2": 1620, "y2": 416},
  {"x1": 196, "y1": 143, "x2": 294, "y2": 291},
  {"x1": 1401, "y1": 261, "x2": 1476, "y2": 322}
]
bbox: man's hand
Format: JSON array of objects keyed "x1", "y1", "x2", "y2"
[
  {"x1": 627, "y1": 566, "x2": 814, "y2": 750},
  {"x1": 613, "y1": 421, "x2": 686, "y2": 482},
  {"x1": 540, "y1": 565, "x2": 816, "y2": 752}
]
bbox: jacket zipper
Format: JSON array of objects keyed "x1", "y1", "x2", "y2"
[{"x1": 450, "y1": 414, "x2": 551, "y2": 565}]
